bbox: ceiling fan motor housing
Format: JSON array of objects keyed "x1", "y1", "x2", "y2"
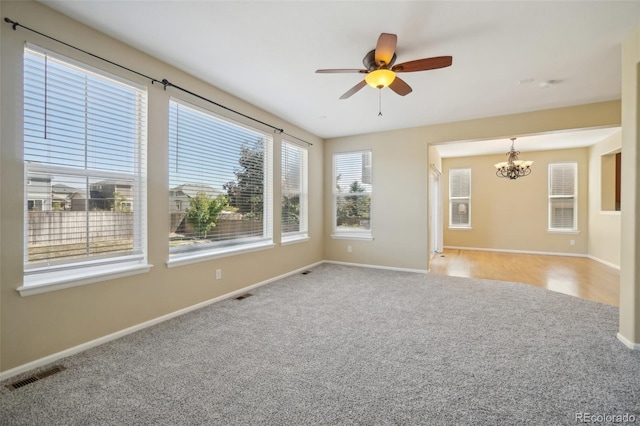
[{"x1": 363, "y1": 49, "x2": 396, "y2": 70}]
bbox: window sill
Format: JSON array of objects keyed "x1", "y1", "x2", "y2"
[
  {"x1": 448, "y1": 226, "x2": 472, "y2": 230},
  {"x1": 18, "y1": 263, "x2": 153, "y2": 297},
  {"x1": 167, "y1": 241, "x2": 275, "y2": 268},
  {"x1": 281, "y1": 234, "x2": 310, "y2": 245},
  {"x1": 599, "y1": 211, "x2": 621, "y2": 216},
  {"x1": 547, "y1": 229, "x2": 580, "y2": 235},
  {"x1": 331, "y1": 233, "x2": 374, "y2": 241}
]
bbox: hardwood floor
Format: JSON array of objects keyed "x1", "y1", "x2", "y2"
[{"x1": 429, "y1": 249, "x2": 620, "y2": 306}]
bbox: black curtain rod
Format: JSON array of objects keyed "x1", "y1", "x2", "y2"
[
  {"x1": 4, "y1": 17, "x2": 314, "y2": 146},
  {"x1": 4, "y1": 17, "x2": 161, "y2": 85}
]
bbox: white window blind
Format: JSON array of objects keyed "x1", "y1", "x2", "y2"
[
  {"x1": 548, "y1": 162, "x2": 577, "y2": 231},
  {"x1": 168, "y1": 99, "x2": 273, "y2": 260},
  {"x1": 23, "y1": 45, "x2": 147, "y2": 279},
  {"x1": 281, "y1": 141, "x2": 308, "y2": 241},
  {"x1": 449, "y1": 168, "x2": 471, "y2": 228},
  {"x1": 333, "y1": 151, "x2": 372, "y2": 237}
]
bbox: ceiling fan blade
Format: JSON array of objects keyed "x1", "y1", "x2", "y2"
[
  {"x1": 316, "y1": 69, "x2": 368, "y2": 74},
  {"x1": 374, "y1": 33, "x2": 397, "y2": 67},
  {"x1": 340, "y1": 80, "x2": 367, "y2": 99},
  {"x1": 388, "y1": 77, "x2": 412, "y2": 96},
  {"x1": 392, "y1": 56, "x2": 453, "y2": 73}
]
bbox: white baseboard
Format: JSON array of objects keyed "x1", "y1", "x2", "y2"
[
  {"x1": 586, "y1": 255, "x2": 620, "y2": 270},
  {"x1": 323, "y1": 260, "x2": 428, "y2": 274},
  {"x1": 617, "y1": 332, "x2": 640, "y2": 350},
  {"x1": 0, "y1": 260, "x2": 324, "y2": 382},
  {"x1": 443, "y1": 246, "x2": 589, "y2": 258}
]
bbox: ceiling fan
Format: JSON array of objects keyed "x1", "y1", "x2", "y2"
[{"x1": 316, "y1": 33, "x2": 452, "y2": 99}]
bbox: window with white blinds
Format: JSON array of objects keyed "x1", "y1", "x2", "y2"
[
  {"x1": 333, "y1": 151, "x2": 372, "y2": 239},
  {"x1": 23, "y1": 45, "x2": 147, "y2": 284},
  {"x1": 548, "y1": 162, "x2": 577, "y2": 231},
  {"x1": 281, "y1": 141, "x2": 308, "y2": 242},
  {"x1": 168, "y1": 99, "x2": 273, "y2": 263},
  {"x1": 449, "y1": 168, "x2": 471, "y2": 228}
]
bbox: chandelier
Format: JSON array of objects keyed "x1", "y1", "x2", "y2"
[{"x1": 494, "y1": 138, "x2": 533, "y2": 180}]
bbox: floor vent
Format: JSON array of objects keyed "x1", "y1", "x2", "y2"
[
  {"x1": 301, "y1": 270, "x2": 312, "y2": 275},
  {"x1": 6, "y1": 365, "x2": 66, "y2": 391},
  {"x1": 235, "y1": 293, "x2": 253, "y2": 300}
]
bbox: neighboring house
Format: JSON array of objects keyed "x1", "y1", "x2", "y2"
[
  {"x1": 169, "y1": 183, "x2": 223, "y2": 212},
  {"x1": 88, "y1": 180, "x2": 134, "y2": 211},
  {"x1": 51, "y1": 183, "x2": 82, "y2": 210},
  {"x1": 26, "y1": 174, "x2": 52, "y2": 211}
]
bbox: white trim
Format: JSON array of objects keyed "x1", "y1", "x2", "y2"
[
  {"x1": 443, "y1": 246, "x2": 588, "y2": 258},
  {"x1": 167, "y1": 242, "x2": 275, "y2": 268},
  {"x1": 617, "y1": 333, "x2": 640, "y2": 350},
  {"x1": 330, "y1": 233, "x2": 374, "y2": 241},
  {"x1": 586, "y1": 255, "x2": 620, "y2": 270},
  {"x1": 0, "y1": 260, "x2": 324, "y2": 382},
  {"x1": 547, "y1": 229, "x2": 580, "y2": 235},
  {"x1": 281, "y1": 235, "x2": 310, "y2": 245},
  {"x1": 448, "y1": 227, "x2": 472, "y2": 231},
  {"x1": 17, "y1": 264, "x2": 153, "y2": 297},
  {"x1": 323, "y1": 260, "x2": 428, "y2": 274},
  {"x1": 599, "y1": 210, "x2": 621, "y2": 215}
]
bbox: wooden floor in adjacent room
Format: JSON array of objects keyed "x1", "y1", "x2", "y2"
[{"x1": 429, "y1": 249, "x2": 620, "y2": 306}]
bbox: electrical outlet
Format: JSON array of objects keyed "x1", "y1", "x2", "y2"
[
  {"x1": 347, "y1": 245, "x2": 352, "y2": 253},
  {"x1": 570, "y1": 240, "x2": 575, "y2": 246},
  {"x1": 216, "y1": 269, "x2": 222, "y2": 280}
]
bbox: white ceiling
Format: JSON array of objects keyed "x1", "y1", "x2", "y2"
[{"x1": 40, "y1": 1, "x2": 640, "y2": 143}]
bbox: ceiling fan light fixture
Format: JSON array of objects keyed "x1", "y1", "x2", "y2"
[{"x1": 365, "y1": 69, "x2": 396, "y2": 89}]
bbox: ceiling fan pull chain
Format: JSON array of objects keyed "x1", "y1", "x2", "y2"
[{"x1": 378, "y1": 89, "x2": 383, "y2": 116}]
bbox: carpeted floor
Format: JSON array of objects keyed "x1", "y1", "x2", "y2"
[{"x1": 1, "y1": 263, "x2": 639, "y2": 425}]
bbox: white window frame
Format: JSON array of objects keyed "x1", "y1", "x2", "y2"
[
  {"x1": 281, "y1": 140, "x2": 309, "y2": 245},
  {"x1": 331, "y1": 150, "x2": 373, "y2": 241},
  {"x1": 548, "y1": 162, "x2": 578, "y2": 232},
  {"x1": 449, "y1": 168, "x2": 471, "y2": 229},
  {"x1": 167, "y1": 98, "x2": 274, "y2": 267},
  {"x1": 19, "y1": 44, "x2": 150, "y2": 296}
]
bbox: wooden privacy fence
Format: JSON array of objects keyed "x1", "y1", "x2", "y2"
[
  {"x1": 170, "y1": 212, "x2": 262, "y2": 241},
  {"x1": 28, "y1": 211, "x2": 133, "y2": 246}
]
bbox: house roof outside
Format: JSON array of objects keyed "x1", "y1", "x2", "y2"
[{"x1": 171, "y1": 184, "x2": 223, "y2": 199}]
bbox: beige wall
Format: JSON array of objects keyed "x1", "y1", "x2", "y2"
[
  {"x1": 588, "y1": 131, "x2": 622, "y2": 268},
  {"x1": 323, "y1": 133, "x2": 430, "y2": 271},
  {"x1": 441, "y1": 148, "x2": 589, "y2": 254},
  {"x1": 619, "y1": 25, "x2": 640, "y2": 346},
  {"x1": 0, "y1": 1, "x2": 324, "y2": 372}
]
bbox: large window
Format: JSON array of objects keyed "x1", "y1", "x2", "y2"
[
  {"x1": 333, "y1": 151, "x2": 372, "y2": 239},
  {"x1": 281, "y1": 141, "x2": 308, "y2": 243},
  {"x1": 168, "y1": 99, "x2": 273, "y2": 264},
  {"x1": 449, "y1": 168, "x2": 471, "y2": 228},
  {"x1": 23, "y1": 45, "x2": 147, "y2": 289},
  {"x1": 548, "y1": 162, "x2": 578, "y2": 231}
]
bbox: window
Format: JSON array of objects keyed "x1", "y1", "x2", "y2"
[
  {"x1": 23, "y1": 45, "x2": 148, "y2": 291},
  {"x1": 281, "y1": 140, "x2": 308, "y2": 243},
  {"x1": 333, "y1": 151, "x2": 372, "y2": 239},
  {"x1": 449, "y1": 168, "x2": 471, "y2": 228},
  {"x1": 168, "y1": 99, "x2": 273, "y2": 265},
  {"x1": 548, "y1": 162, "x2": 578, "y2": 231}
]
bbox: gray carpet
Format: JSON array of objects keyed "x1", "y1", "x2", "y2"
[{"x1": 1, "y1": 263, "x2": 639, "y2": 425}]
